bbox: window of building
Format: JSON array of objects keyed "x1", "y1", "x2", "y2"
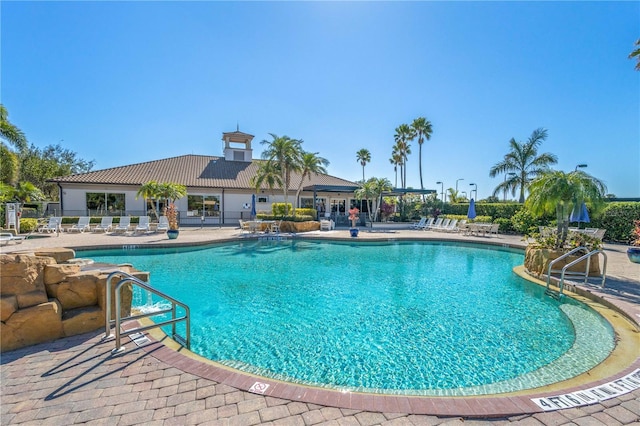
[
  {"x1": 187, "y1": 195, "x2": 221, "y2": 217},
  {"x1": 86, "y1": 193, "x2": 125, "y2": 215}
]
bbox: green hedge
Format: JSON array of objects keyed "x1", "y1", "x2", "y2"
[
  {"x1": 446, "y1": 203, "x2": 522, "y2": 220},
  {"x1": 589, "y1": 202, "x2": 640, "y2": 244},
  {"x1": 256, "y1": 214, "x2": 314, "y2": 222},
  {"x1": 19, "y1": 218, "x2": 38, "y2": 233}
]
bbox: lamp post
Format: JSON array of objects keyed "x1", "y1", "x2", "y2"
[
  {"x1": 504, "y1": 172, "x2": 516, "y2": 202},
  {"x1": 436, "y1": 181, "x2": 444, "y2": 209},
  {"x1": 461, "y1": 191, "x2": 467, "y2": 200},
  {"x1": 575, "y1": 164, "x2": 588, "y2": 172},
  {"x1": 455, "y1": 178, "x2": 464, "y2": 193},
  {"x1": 469, "y1": 183, "x2": 477, "y2": 200}
]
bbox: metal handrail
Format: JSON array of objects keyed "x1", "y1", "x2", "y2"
[
  {"x1": 558, "y1": 249, "x2": 607, "y2": 296},
  {"x1": 104, "y1": 271, "x2": 190, "y2": 354},
  {"x1": 545, "y1": 246, "x2": 589, "y2": 293}
]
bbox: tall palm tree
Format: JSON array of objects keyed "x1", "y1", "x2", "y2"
[
  {"x1": 393, "y1": 124, "x2": 415, "y2": 189},
  {"x1": 629, "y1": 39, "x2": 640, "y2": 71},
  {"x1": 489, "y1": 128, "x2": 557, "y2": 203},
  {"x1": 258, "y1": 133, "x2": 303, "y2": 216},
  {"x1": 354, "y1": 177, "x2": 392, "y2": 222},
  {"x1": 526, "y1": 170, "x2": 607, "y2": 249},
  {"x1": 136, "y1": 181, "x2": 162, "y2": 220},
  {"x1": 0, "y1": 105, "x2": 27, "y2": 152},
  {"x1": 411, "y1": 117, "x2": 433, "y2": 195},
  {"x1": 136, "y1": 181, "x2": 187, "y2": 220},
  {"x1": 356, "y1": 148, "x2": 371, "y2": 182},
  {"x1": 389, "y1": 151, "x2": 402, "y2": 188},
  {"x1": 293, "y1": 151, "x2": 329, "y2": 214}
]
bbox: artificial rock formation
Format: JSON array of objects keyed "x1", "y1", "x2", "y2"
[
  {"x1": 524, "y1": 246, "x2": 601, "y2": 278},
  {"x1": 0, "y1": 249, "x2": 142, "y2": 352}
]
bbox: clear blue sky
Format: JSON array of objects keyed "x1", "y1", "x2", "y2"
[{"x1": 2, "y1": 1, "x2": 639, "y2": 199}]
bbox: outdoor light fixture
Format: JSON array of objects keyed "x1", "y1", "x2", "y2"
[
  {"x1": 456, "y1": 178, "x2": 464, "y2": 192},
  {"x1": 436, "y1": 181, "x2": 444, "y2": 207},
  {"x1": 575, "y1": 164, "x2": 588, "y2": 171},
  {"x1": 469, "y1": 182, "x2": 477, "y2": 200}
]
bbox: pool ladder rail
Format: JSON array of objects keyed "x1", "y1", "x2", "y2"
[
  {"x1": 544, "y1": 246, "x2": 607, "y2": 299},
  {"x1": 103, "y1": 271, "x2": 191, "y2": 355}
]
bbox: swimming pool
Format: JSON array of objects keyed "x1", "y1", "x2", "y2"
[{"x1": 84, "y1": 240, "x2": 615, "y2": 396}]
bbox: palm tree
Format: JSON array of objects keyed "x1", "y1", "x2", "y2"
[
  {"x1": 630, "y1": 39, "x2": 640, "y2": 71},
  {"x1": 12, "y1": 181, "x2": 44, "y2": 203},
  {"x1": 393, "y1": 124, "x2": 415, "y2": 189},
  {"x1": 136, "y1": 181, "x2": 162, "y2": 220},
  {"x1": 447, "y1": 188, "x2": 462, "y2": 203},
  {"x1": 489, "y1": 128, "x2": 558, "y2": 203},
  {"x1": 354, "y1": 177, "x2": 392, "y2": 222},
  {"x1": 0, "y1": 105, "x2": 27, "y2": 152},
  {"x1": 526, "y1": 170, "x2": 607, "y2": 249},
  {"x1": 136, "y1": 181, "x2": 187, "y2": 220},
  {"x1": 411, "y1": 117, "x2": 433, "y2": 195},
  {"x1": 356, "y1": 148, "x2": 371, "y2": 182},
  {"x1": 293, "y1": 152, "x2": 329, "y2": 214},
  {"x1": 389, "y1": 151, "x2": 402, "y2": 188},
  {"x1": 258, "y1": 133, "x2": 303, "y2": 216}
]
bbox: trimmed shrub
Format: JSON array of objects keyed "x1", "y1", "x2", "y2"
[
  {"x1": 19, "y1": 218, "x2": 38, "y2": 233},
  {"x1": 494, "y1": 217, "x2": 515, "y2": 234},
  {"x1": 591, "y1": 202, "x2": 640, "y2": 243},
  {"x1": 294, "y1": 208, "x2": 317, "y2": 220},
  {"x1": 511, "y1": 208, "x2": 542, "y2": 236},
  {"x1": 272, "y1": 203, "x2": 293, "y2": 216}
]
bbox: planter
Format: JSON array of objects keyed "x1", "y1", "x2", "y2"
[
  {"x1": 524, "y1": 246, "x2": 601, "y2": 277},
  {"x1": 349, "y1": 228, "x2": 359, "y2": 238},
  {"x1": 167, "y1": 229, "x2": 179, "y2": 240},
  {"x1": 627, "y1": 247, "x2": 640, "y2": 264}
]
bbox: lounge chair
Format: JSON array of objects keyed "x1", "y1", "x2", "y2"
[
  {"x1": 156, "y1": 216, "x2": 170, "y2": 232},
  {"x1": 113, "y1": 217, "x2": 131, "y2": 233},
  {"x1": 433, "y1": 218, "x2": 450, "y2": 231},
  {"x1": 93, "y1": 216, "x2": 113, "y2": 232},
  {"x1": 426, "y1": 217, "x2": 443, "y2": 230},
  {"x1": 0, "y1": 232, "x2": 25, "y2": 245},
  {"x1": 135, "y1": 216, "x2": 151, "y2": 234},
  {"x1": 38, "y1": 217, "x2": 62, "y2": 233},
  {"x1": 441, "y1": 219, "x2": 459, "y2": 232},
  {"x1": 410, "y1": 217, "x2": 427, "y2": 230},
  {"x1": 68, "y1": 217, "x2": 91, "y2": 233}
]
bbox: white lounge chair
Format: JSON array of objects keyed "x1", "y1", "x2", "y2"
[
  {"x1": 135, "y1": 216, "x2": 151, "y2": 234},
  {"x1": 410, "y1": 217, "x2": 427, "y2": 230},
  {"x1": 0, "y1": 232, "x2": 25, "y2": 245},
  {"x1": 68, "y1": 217, "x2": 91, "y2": 233},
  {"x1": 441, "y1": 219, "x2": 459, "y2": 232},
  {"x1": 156, "y1": 216, "x2": 170, "y2": 232},
  {"x1": 93, "y1": 216, "x2": 113, "y2": 232},
  {"x1": 426, "y1": 217, "x2": 443, "y2": 230},
  {"x1": 420, "y1": 217, "x2": 435, "y2": 230},
  {"x1": 433, "y1": 218, "x2": 450, "y2": 231},
  {"x1": 38, "y1": 217, "x2": 62, "y2": 233},
  {"x1": 113, "y1": 217, "x2": 131, "y2": 233}
]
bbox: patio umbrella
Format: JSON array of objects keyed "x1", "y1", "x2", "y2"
[
  {"x1": 570, "y1": 202, "x2": 590, "y2": 225},
  {"x1": 251, "y1": 194, "x2": 257, "y2": 219},
  {"x1": 467, "y1": 198, "x2": 477, "y2": 219}
]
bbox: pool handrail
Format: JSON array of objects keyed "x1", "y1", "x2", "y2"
[
  {"x1": 558, "y1": 249, "x2": 607, "y2": 296},
  {"x1": 103, "y1": 271, "x2": 191, "y2": 354}
]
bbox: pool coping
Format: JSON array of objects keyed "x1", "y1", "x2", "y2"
[{"x1": 109, "y1": 236, "x2": 640, "y2": 417}]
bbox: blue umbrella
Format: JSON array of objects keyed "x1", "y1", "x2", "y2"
[
  {"x1": 467, "y1": 198, "x2": 477, "y2": 219},
  {"x1": 570, "y1": 202, "x2": 590, "y2": 224},
  {"x1": 251, "y1": 194, "x2": 257, "y2": 219}
]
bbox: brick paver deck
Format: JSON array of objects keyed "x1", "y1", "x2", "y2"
[{"x1": 2, "y1": 226, "x2": 639, "y2": 425}]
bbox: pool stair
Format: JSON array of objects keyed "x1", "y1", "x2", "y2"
[
  {"x1": 102, "y1": 271, "x2": 191, "y2": 355},
  {"x1": 545, "y1": 247, "x2": 607, "y2": 299}
]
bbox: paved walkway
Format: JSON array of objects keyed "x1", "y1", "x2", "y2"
[{"x1": 2, "y1": 226, "x2": 639, "y2": 425}]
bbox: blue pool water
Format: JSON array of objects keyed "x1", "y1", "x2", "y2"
[{"x1": 84, "y1": 240, "x2": 614, "y2": 395}]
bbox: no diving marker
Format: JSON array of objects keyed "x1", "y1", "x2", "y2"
[
  {"x1": 532, "y1": 369, "x2": 640, "y2": 411},
  {"x1": 248, "y1": 381, "x2": 270, "y2": 395}
]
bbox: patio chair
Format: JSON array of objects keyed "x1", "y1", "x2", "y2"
[
  {"x1": 113, "y1": 217, "x2": 131, "y2": 233},
  {"x1": 433, "y1": 218, "x2": 450, "y2": 231},
  {"x1": 93, "y1": 216, "x2": 113, "y2": 232},
  {"x1": 135, "y1": 216, "x2": 151, "y2": 234},
  {"x1": 68, "y1": 217, "x2": 91, "y2": 233},
  {"x1": 593, "y1": 229, "x2": 606, "y2": 241},
  {"x1": 270, "y1": 220, "x2": 282, "y2": 234},
  {"x1": 0, "y1": 233, "x2": 25, "y2": 246},
  {"x1": 410, "y1": 217, "x2": 427, "y2": 230},
  {"x1": 441, "y1": 219, "x2": 459, "y2": 232},
  {"x1": 418, "y1": 217, "x2": 434, "y2": 231},
  {"x1": 489, "y1": 223, "x2": 500, "y2": 237},
  {"x1": 156, "y1": 216, "x2": 170, "y2": 232},
  {"x1": 38, "y1": 217, "x2": 62, "y2": 233},
  {"x1": 239, "y1": 219, "x2": 251, "y2": 234},
  {"x1": 426, "y1": 217, "x2": 443, "y2": 230}
]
